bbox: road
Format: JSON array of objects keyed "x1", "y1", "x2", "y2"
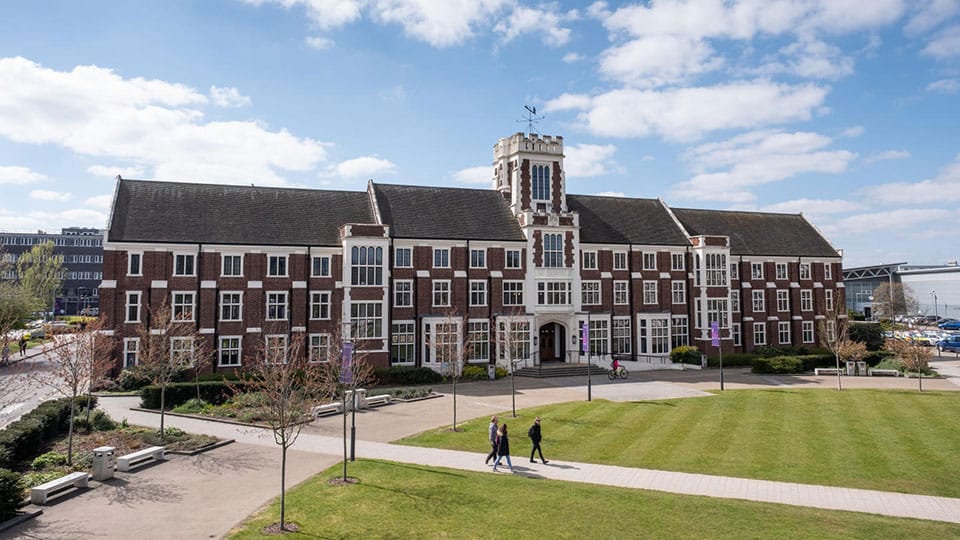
[{"x1": 0, "y1": 347, "x2": 61, "y2": 428}]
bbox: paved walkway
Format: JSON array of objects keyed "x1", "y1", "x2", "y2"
[{"x1": 5, "y1": 371, "x2": 960, "y2": 538}]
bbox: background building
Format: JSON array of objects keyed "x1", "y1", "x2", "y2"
[
  {"x1": 843, "y1": 262, "x2": 960, "y2": 320},
  {"x1": 101, "y1": 133, "x2": 843, "y2": 373},
  {"x1": 0, "y1": 227, "x2": 104, "y2": 316}
]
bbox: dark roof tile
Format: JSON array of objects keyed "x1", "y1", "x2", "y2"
[
  {"x1": 566, "y1": 195, "x2": 690, "y2": 246},
  {"x1": 671, "y1": 208, "x2": 839, "y2": 257}
]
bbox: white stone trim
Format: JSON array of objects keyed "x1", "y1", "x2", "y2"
[
  {"x1": 247, "y1": 280, "x2": 263, "y2": 289},
  {"x1": 454, "y1": 271, "x2": 467, "y2": 278},
  {"x1": 201, "y1": 280, "x2": 217, "y2": 289},
  {"x1": 490, "y1": 271, "x2": 503, "y2": 278},
  {"x1": 199, "y1": 328, "x2": 215, "y2": 334},
  {"x1": 151, "y1": 280, "x2": 168, "y2": 288},
  {"x1": 292, "y1": 281, "x2": 307, "y2": 289},
  {"x1": 659, "y1": 272, "x2": 671, "y2": 279},
  {"x1": 100, "y1": 280, "x2": 117, "y2": 289},
  {"x1": 416, "y1": 270, "x2": 430, "y2": 278},
  {"x1": 246, "y1": 327, "x2": 262, "y2": 334}
]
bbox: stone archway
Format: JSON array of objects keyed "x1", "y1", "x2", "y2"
[{"x1": 538, "y1": 322, "x2": 567, "y2": 362}]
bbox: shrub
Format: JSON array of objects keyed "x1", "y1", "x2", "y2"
[
  {"x1": 387, "y1": 387, "x2": 434, "y2": 399},
  {"x1": 117, "y1": 369, "x2": 152, "y2": 391},
  {"x1": 751, "y1": 355, "x2": 804, "y2": 374},
  {"x1": 139, "y1": 381, "x2": 246, "y2": 409},
  {"x1": 849, "y1": 322, "x2": 884, "y2": 351},
  {"x1": 704, "y1": 353, "x2": 756, "y2": 368},
  {"x1": 863, "y1": 350, "x2": 895, "y2": 367},
  {"x1": 669, "y1": 346, "x2": 702, "y2": 365},
  {"x1": 172, "y1": 398, "x2": 209, "y2": 414},
  {"x1": 797, "y1": 354, "x2": 836, "y2": 372},
  {"x1": 0, "y1": 469, "x2": 25, "y2": 520},
  {"x1": 372, "y1": 366, "x2": 443, "y2": 386},
  {"x1": 31, "y1": 451, "x2": 68, "y2": 471},
  {"x1": 461, "y1": 365, "x2": 488, "y2": 380},
  {"x1": 495, "y1": 366, "x2": 508, "y2": 378},
  {"x1": 0, "y1": 396, "x2": 95, "y2": 469},
  {"x1": 874, "y1": 357, "x2": 904, "y2": 372}
]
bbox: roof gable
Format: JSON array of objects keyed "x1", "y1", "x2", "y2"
[
  {"x1": 567, "y1": 195, "x2": 690, "y2": 246},
  {"x1": 671, "y1": 208, "x2": 839, "y2": 257}
]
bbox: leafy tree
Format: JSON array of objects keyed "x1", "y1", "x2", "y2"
[
  {"x1": 848, "y1": 322, "x2": 884, "y2": 351},
  {"x1": 234, "y1": 332, "x2": 328, "y2": 532},
  {"x1": 819, "y1": 316, "x2": 867, "y2": 391},
  {"x1": 886, "y1": 338, "x2": 933, "y2": 392},
  {"x1": 133, "y1": 302, "x2": 211, "y2": 438},
  {"x1": 871, "y1": 282, "x2": 919, "y2": 323},
  {"x1": 16, "y1": 241, "x2": 64, "y2": 316}
]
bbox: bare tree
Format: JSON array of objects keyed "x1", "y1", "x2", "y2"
[
  {"x1": 315, "y1": 325, "x2": 375, "y2": 482},
  {"x1": 819, "y1": 317, "x2": 867, "y2": 390},
  {"x1": 495, "y1": 311, "x2": 529, "y2": 418},
  {"x1": 232, "y1": 332, "x2": 327, "y2": 533},
  {"x1": 75, "y1": 317, "x2": 116, "y2": 422},
  {"x1": 872, "y1": 282, "x2": 919, "y2": 323},
  {"x1": 133, "y1": 302, "x2": 209, "y2": 438},
  {"x1": 428, "y1": 309, "x2": 472, "y2": 432},
  {"x1": 887, "y1": 338, "x2": 932, "y2": 392}
]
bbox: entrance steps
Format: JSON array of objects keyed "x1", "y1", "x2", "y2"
[{"x1": 513, "y1": 363, "x2": 609, "y2": 378}]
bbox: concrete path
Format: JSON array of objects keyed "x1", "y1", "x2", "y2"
[{"x1": 6, "y1": 372, "x2": 960, "y2": 538}]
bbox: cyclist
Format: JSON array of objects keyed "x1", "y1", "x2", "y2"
[{"x1": 610, "y1": 358, "x2": 625, "y2": 378}]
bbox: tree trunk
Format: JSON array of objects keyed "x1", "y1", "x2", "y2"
[
  {"x1": 918, "y1": 367, "x2": 923, "y2": 392},
  {"x1": 452, "y1": 376, "x2": 457, "y2": 432},
  {"x1": 195, "y1": 370, "x2": 201, "y2": 404},
  {"x1": 67, "y1": 393, "x2": 76, "y2": 466},
  {"x1": 342, "y1": 388, "x2": 347, "y2": 481},
  {"x1": 280, "y1": 443, "x2": 287, "y2": 531},
  {"x1": 160, "y1": 382, "x2": 166, "y2": 439},
  {"x1": 834, "y1": 353, "x2": 842, "y2": 391}
]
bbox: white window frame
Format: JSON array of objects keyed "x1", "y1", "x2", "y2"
[
  {"x1": 543, "y1": 233, "x2": 563, "y2": 268},
  {"x1": 643, "y1": 281, "x2": 657, "y2": 305},
  {"x1": 505, "y1": 249, "x2": 522, "y2": 269},
  {"x1": 467, "y1": 320, "x2": 490, "y2": 362},
  {"x1": 311, "y1": 255, "x2": 331, "y2": 277},
  {"x1": 730, "y1": 290, "x2": 740, "y2": 312},
  {"x1": 671, "y1": 281, "x2": 685, "y2": 304},
  {"x1": 612, "y1": 317, "x2": 631, "y2": 355},
  {"x1": 170, "y1": 336, "x2": 196, "y2": 364},
  {"x1": 671, "y1": 253, "x2": 685, "y2": 271},
  {"x1": 470, "y1": 248, "x2": 486, "y2": 269},
  {"x1": 671, "y1": 316, "x2": 689, "y2": 348},
  {"x1": 582, "y1": 251, "x2": 597, "y2": 270},
  {"x1": 778, "y1": 322, "x2": 791, "y2": 345},
  {"x1": 394, "y1": 247, "x2": 412, "y2": 268},
  {"x1": 432, "y1": 280, "x2": 451, "y2": 307},
  {"x1": 218, "y1": 336, "x2": 242, "y2": 367},
  {"x1": 614, "y1": 281, "x2": 629, "y2": 305},
  {"x1": 470, "y1": 280, "x2": 487, "y2": 307},
  {"x1": 705, "y1": 253, "x2": 727, "y2": 287},
  {"x1": 351, "y1": 246, "x2": 383, "y2": 286},
  {"x1": 776, "y1": 290, "x2": 789, "y2": 312},
  {"x1": 614, "y1": 252, "x2": 628, "y2": 271},
  {"x1": 582, "y1": 281, "x2": 601, "y2": 305},
  {"x1": 220, "y1": 291, "x2": 242, "y2": 322},
  {"x1": 775, "y1": 262, "x2": 788, "y2": 280},
  {"x1": 422, "y1": 318, "x2": 462, "y2": 365},
  {"x1": 801, "y1": 290, "x2": 813, "y2": 311},
  {"x1": 732, "y1": 322, "x2": 742, "y2": 346},
  {"x1": 351, "y1": 301, "x2": 383, "y2": 339},
  {"x1": 643, "y1": 252, "x2": 657, "y2": 271},
  {"x1": 752, "y1": 290, "x2": 765, "y2": 312},
  {"x1": 267, "y1": 255, "x2": 288, "y2": 277},
  {"x1": 802, "y1": 321, "x2": 815, "y2": 343},
  {"x1": 394, "y1": 280, "x2": 413, "y2": 307},
  {"x1": 265, "y1": 334, "x2": 288, "y2": 364},
  {"x1": 826, "y1": 320, "x2": 836, "y2": 343},
  {"x1": 824, "y1": 263, "x2": 832, "y2": 280},
  {"x1": 753, "y1": 322, "x2": 767, "y2": 346},
  {"x1": 503, "y1": 280, "x2": 524, "y2": 306},
  {"x1": 635, "y1": 315, "x2": 668, "y2": 355},
  {"x1": 309, "y1": 333, "x2": 330, "y2": 363},
  {"x1": 125, "y1": 291, "x2": 141, "y2": 323},
  {"x1": 266, "y1": 291, "x2": 288, "y2": 321},
  {"x1": 730, "y1": 262, "x2": 739, "y2": 280},
  {"x1": 391, "y1": 321, "x2": 416, "y2": 365},
  {"x1": 123, "y1": 337, "x2": 139, "y2": 368},
  {"x1": 128, "y1": 252, "x2": 142, "y2": 276},
  {"x1": 433, "y1": 248, "x2": 450, "y2": 269},
  {"x1": 751, "y1": 262, "x2": 764, "y2": 281},
  {"x1": 537, "y1": 281, "x2": 571, "y2": 306},
  {"x1": 497, "y1": 316, "x2": 532, "y2": 362},
  {"x1": 173, "y1": 253, "x2": 196, "y2": 276},
  {"x1": 799, "y1": 263, "x2": 811, "y2": 280},
  {"x1": 825, "y1": 289, "x2": 834, "y2": 312},
  {"x1": 222, "y1": 254, "x2": 243, "y2": 277},
  {"x1": 310, "y1": 291, "x2": 331, "y2": 320},
  {"x1": 172, "y1": 291, "x2": 195, "y2": 322}
]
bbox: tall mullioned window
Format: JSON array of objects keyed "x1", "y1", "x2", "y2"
[
  {"x1": 351, "y1": 246, "x2": 383, "y2": 286},
  {"x1": 543, "y1": 233, "x2": 563, "y2": 268},
  {"x1": 532, "y1": 164, "x2": 551, "y2": 201}
]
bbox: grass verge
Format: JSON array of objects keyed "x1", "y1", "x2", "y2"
[
  {"x1": 399, "y1": 389, "x2": 960, "y2": 498},
  {"x1": 228, "y1": 459, "x2": 960, "y2": 539}
]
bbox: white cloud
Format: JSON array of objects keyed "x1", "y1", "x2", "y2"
[
  {"x1": 927, "y1": 78, "x2": 960, "y2": 93},
  {"x1": 770, "y1": 39, "x2": 854, "y2": 80},
  {"x1": 923, "y1": 24, "x2": 960, "y2": 58},
  {"x1": 599, "y1": 35, "x2": 722, "y2": 88},
  {"x1": 0, "y1": 208, "x2": 108, "y2": 231},
  {"x1": 545, "y1": 81, "x2": 828, "y2": 141},
  {"x1": 564, "y1": 143, "x2": 617, "y2": 177},
  {"x1": 561, "y1": 52, "x2": 584, "y2": 63},
  {"x1": 593, "y1": 191, "x2": 625, "y2": 197},
  {"x1": 761, "y1": 198, "x2": 864, "y2": 214},
  {"x1": 85, "y1": 194, "x2": 113, "y2": 209},
  {"x1": 372, "y1": 0, "x2": 510, "y2": 47},
  {"x1": 209, "y1": 86, "x2": 252, "y2": 108},
  {"x1": 29, "y1": 190, "x2": 71, "y2": 201},
  {"x1": 452, "y1": 166, "x2": 491, "y2": 185},
  {"x1": 332, "y1": 156, "x2": 396, "y2": 178},
  {"x1": 672, "y1": 129, "x2": 856, "y2": 203},
  {"x1": 494, "y1": 5, "x2": 572, "y2": 47},
  {"x1": 863, "y1": 149, "x2": 910, "y2": 164},
  {"x1": 0, "y1": 165, "x2": 46, "y2": 184},
  {"x1": 305, "y1": 36, "x2": 335, "y2": 49},
  {"x1": 905, "y1": 0, "x2": 960, "y2": 35},
  {"x1": 841, "y1": 125, "x2": 865, "y2": 137},
  {"x1": 869, "y1": 153, "x2": 960, "y2": 204},
  {"x1": 87, "y1": 165, "x2": 146, "y2": 178},
  {"x1": 831, "y1": 208, "x2": 952, "y2": 234},
  {"x1": 246, "y1": 0, "x2": 363, "y2": 30},
  {"x1": 0, "y1": 57, "x2": 329, "y2": 186}
]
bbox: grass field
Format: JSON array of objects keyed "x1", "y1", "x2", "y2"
[
  {"x1": 228, "y1": 460, "x2": 960, "y2": 539},
  {"x1": 399, "y1": 389, "x2": 960, "y2": 498}
]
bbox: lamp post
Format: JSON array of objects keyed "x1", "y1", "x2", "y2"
[{"x1": 931, "y1": 290, "x2": 938, "y2": 321}]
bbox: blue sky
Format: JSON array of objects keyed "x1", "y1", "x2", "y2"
[{"x1": 0, "y1": 1, "x2": 958, "y2": 268}]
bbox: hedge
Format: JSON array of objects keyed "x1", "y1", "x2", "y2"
[
  {"x1": 0, "y1": 468, "x2": 24, "y2": 521},
  {"x1": 849, "y1": 322, "x2": 884, "y2": 351},
  {"x1": 372, "y1": 366, "x2": 444, "y2": 386},
  {"x1": 751, "y1": 356, "x2": 804, "y2": 374},
  {"x1": 139, "y1": 381, "x2": 247, "y2": 410},
  {"x1": 704, "y1": 353, "x2": 756, "y2": 368},
  {"x1": 0, "y1": 396, "x2": 95, "y2": 470},
  {"x1": 669, "y1": 346, "x2": 702, "y2": 365}
]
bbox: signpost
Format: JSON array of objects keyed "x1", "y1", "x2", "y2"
[
  {"x1": 582, "y1": 322, "x2": 591, "y2": 401},
  {"x1": 711, "y1": 321, "x2": 723, "y2": 391}
]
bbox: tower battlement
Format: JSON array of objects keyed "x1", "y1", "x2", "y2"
[{"x1": 494, "y1": 132, "x2": 564, "y2": 160}]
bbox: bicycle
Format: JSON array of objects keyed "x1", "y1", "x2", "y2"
[{"x1": 608, "y1": 365, "x2": 628, "y2": 380}]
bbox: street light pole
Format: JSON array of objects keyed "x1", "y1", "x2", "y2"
[{"x1": 931, "y1": 290, "x2": 938, "y2": 321}]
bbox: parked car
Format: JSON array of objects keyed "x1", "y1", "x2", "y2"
[
  {"x1": 79, "y1": 307, "x2": 99, "y2": 316},
  {"x1": 938, "y1": 319, "x2": 960, "y2": 330},
  {"x1": 938, "y1": 336, "x2": 960, "y2": 353}
]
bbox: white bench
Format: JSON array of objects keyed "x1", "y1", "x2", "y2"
[
  {"x1": 312, "y1": 402, "x2": 342, "y2": 417},
  {"x1": 365, "y1": 394, "x2": 392, "y2": 407},
  {"x1": 869, "y1": 368, "x2": 899, "y2": 377},
  {"x1": 814, "y1": 368, "x2": 843, "y2": 376},
  {"x1": 30, "y1": 471, "x2": 89, "y2": 505},
  {"x1": 117, "y1": 446, "x2": 165, "y2": 472}
]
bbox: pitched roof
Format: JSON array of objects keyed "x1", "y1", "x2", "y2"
[
  {"x1": 566, "y1": 195, "x2": 690, "y2": 246},
  {"x1": 372, "y1": 183, "x2": 525, "y2": 241},
  {"x1": 108, "y1": 179, "x2": 374, "y2": 246},
  {"x1": 670, "y1": 208, "x2": 839, "y2": 257}
]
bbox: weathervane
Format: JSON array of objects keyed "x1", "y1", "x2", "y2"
[{"x1": 517, "y1": 105, "x2": 545, "y2": 135}]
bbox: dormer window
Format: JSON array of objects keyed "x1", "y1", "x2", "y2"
[{"x1": 532, "y1": 164, "x2": 550, "y2": 202}]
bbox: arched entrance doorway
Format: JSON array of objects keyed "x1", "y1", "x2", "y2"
[{"x1": 539, "y1": 323, "x2": 566, "y2": 363}]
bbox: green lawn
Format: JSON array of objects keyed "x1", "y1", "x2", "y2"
[
  {"x1": 228, "y1": 460, "x2": 960, "y2": 539},
  {"x1": 399, "y1": 389, "x2": 960, "y2": 498}
]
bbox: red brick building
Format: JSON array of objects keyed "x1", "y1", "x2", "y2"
[{"x1": 101, "y1": 132, "x2": 843, "y2": 372}]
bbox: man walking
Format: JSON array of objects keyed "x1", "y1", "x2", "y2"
[
  {"x1": 484, "y1": 415, "x2": 499, "y2": 465},
  {"x1": 528, "y1": 417, "x2": 547, "y2": 464}
]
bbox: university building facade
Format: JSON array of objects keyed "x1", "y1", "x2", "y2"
[{"x1": 101, "y1": 132, "x2": 844, "y2": 372}]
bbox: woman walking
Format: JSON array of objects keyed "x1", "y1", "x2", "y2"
[{"x1": 492, "y1": 423, "x2": 513, "y2": 473}]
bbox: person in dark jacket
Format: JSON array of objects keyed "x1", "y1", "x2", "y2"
[
  {"x1": 484, "y1": 416, "x2": 499, "y2": 465},
  {"x1": 18, "y1": 335, "x2": 27, "y2": 357},
  {"x1": 491, "y1": 423, "x2": 513, "y2": 473},
  {"x1": 528, "y1": 416, "x2": 547, "y2": 464}
]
